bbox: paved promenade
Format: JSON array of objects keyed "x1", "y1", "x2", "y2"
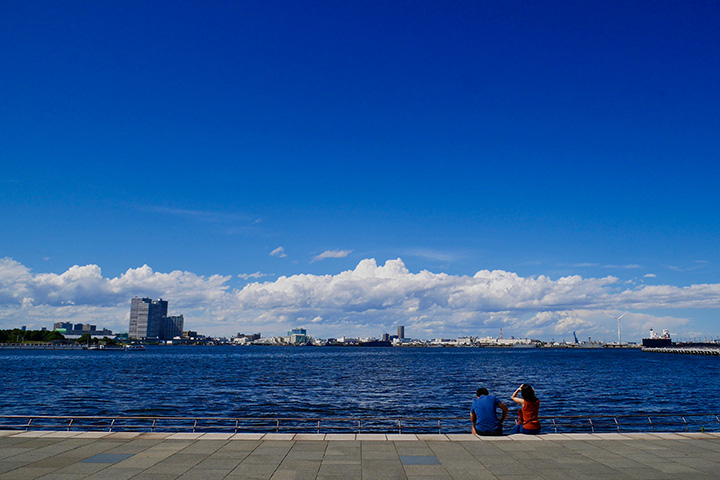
[{"x1": 1, "y1": 430, "x2": 719, "y2": 480}]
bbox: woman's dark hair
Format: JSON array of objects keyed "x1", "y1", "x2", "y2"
[{"x1": 521, "y1": 384, "x2": 538, "y2": 402}]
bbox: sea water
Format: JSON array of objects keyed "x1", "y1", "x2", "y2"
[{"x1": 1, "y1": 346, "x2": 718, "y2": 432}]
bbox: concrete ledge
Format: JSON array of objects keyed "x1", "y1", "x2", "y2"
[
  {"x1": 230, "y1": 433, "x2": 265, "y2": 440},
  {"x1": 263, "y1": 433, "x2": 295, "y2": 440},
  {"x1": 356, "y1": 434, "x2": 387, "y2": 440},
  {"x1": 509, "y1": 433, "x2": 544, "y2": 440},
  {"x1": 42, "y1": 431, "x2": 83, "y2": 438},
  {"x1": 199, "y1": 432, "x2": 235, "y2": 440},
  {"x1": 167, "y1": 432, "x2": 204, "y2": 440},
  {"x1": 416, "y1": 434, "x2": 449, "y2": 441},
  {"x1": 324, "y1": 433, "x2": 355, "y2": 441},
  {"x1": 386, "y1": 434, "x2": 417, "y2": 441},
  {"x1": 294, "y1": 433, "x2": 326, "y2": 441},
  {"x1": 11, "y1": 431, "x2": 53, "y2": 437}
]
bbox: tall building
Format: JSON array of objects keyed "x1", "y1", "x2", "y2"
[
  {"x1": 129, "y1": 297, "x2": 176, "y2": 340},
  {"x1": 397, "y1": 325, "x2": 405, "y2": 339},
  {"x1": 160, "y1": 315, "x2": 184, "y2": 340}
]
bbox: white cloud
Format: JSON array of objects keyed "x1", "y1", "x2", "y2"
[
  {"x1": 270, "y1": 247, "x2": 287, "y2": 258},
  {"x1": 0, "y1": 257, "x2": 718, "y2": 341},
  {"x1": 237, "y1": 272, "x2": 272, "y2": 280},
  {"x1": 142, "y1": 206, "x2": 250, "y2": 225},
  {"x1": 644, "y1": 273, "x2": 657, "y2": 278},
  {"x1": 311, "y1": 249, "x2": 352, "y2": 263}
]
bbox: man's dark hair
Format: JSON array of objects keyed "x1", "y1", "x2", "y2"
[{"x1": 476, "y1": 387, "x2": 489, "y2": 396}]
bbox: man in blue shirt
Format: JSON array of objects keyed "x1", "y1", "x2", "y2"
[{"x1": 471, "y1": 387, "x2": 508, "y2": 436}]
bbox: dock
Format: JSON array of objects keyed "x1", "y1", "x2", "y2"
[{"x1": 1, "y1": 430, "x2": 719, "y2": 479}]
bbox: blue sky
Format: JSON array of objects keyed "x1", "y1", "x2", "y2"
[{"x1": 1, "y1": 1, "x2": 719, "y2": 341}]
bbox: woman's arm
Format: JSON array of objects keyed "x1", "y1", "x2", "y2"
[{"x1": 510, "y1": 385, "x2": 525, "y2": 406}]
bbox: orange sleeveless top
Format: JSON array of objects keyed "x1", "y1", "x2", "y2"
[{"x1": 521, "y1": 400, "x2": 541, "y2": 430}]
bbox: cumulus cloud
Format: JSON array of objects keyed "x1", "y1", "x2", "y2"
[
  {"x1": 0, "y1": 257, "x2": 718, "y2": 341},
  {"x1": 270, "y1": 247, "x2": 287, "y2": 258},
  {"x1": 311, "y1": 249, "x2": 352, "y2": 262}
]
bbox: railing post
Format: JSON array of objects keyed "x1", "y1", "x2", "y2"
[
  {"x1": 588, "y1": 418, "x2": 594, "y2": 433},
  {"x1": 67, "y1": 419, "x2": 73, "y2": 431},
  {"x1": 398, "y1": 419, "x2": 402, "y2": 434},
  {"x1": 647, "y1": 417, "x2": 653, "y2": 432},
  {"x1": 438, "y1": 419, "x2": 441, "y2": 434},
  {"x1": 276, "y1": 419, "x2": 280, "y2": 433},
  {"x1": 234, "y1": 420, "x2": 239, "y2": 434},
  {"x1": 26, "y1": 418, "x2": 32, "y2": 431},
  {"x1": 681, "y1": 416, "x2": 688, "y2": 432},
  {"x1": 109, "y1": 419, "x2": 115, "y2": 432},
  {"x1": 613, "y1": 417, "x2": 620, "y2": 433},
  {"x1": 358, "y1": 420, "x2": 361, "y2": 434},
  {"x1": 192, "y1": 419, "x2": 197, "y2": 433},
  {"x1": 317, "y1": 420, "x2": 321, "y2": 434},
  {"x1": 151, "y1": 418, "x2": 157, "y2": 432}
]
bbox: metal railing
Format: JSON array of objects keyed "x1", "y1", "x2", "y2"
[
  {"x1": 0, "y1": 413, "x2": 718, "y2": 434},
  {"x1": 542, "y1": 413, "x2": 720, "y2": 434}
]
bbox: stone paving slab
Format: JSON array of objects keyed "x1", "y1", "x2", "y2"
[{"x1": 0, "y1": 430, "x2": 719, "y2": 479}]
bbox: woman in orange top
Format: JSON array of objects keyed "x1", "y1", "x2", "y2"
[{"x1": 511, "y1": 384, "x2": 541, "y2": 434}]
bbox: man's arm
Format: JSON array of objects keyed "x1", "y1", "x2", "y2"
[
  {"x1": 498, "y1": 402, "x2": 508, "y2": 423},
  {"x1": 470, "y1": 410, "x2": 478, "y2": 434}
]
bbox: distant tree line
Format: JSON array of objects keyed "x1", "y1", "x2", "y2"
[
  {"x1": 0, "y1": 329, "x2": 118, "y2": 345},
  {"x1": 0, "y1": 329, "x2": 66, "y2": 343}
]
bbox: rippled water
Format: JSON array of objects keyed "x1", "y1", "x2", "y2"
[{"x1": 1, "y1": 346, "x2": 718, "y2": 428}]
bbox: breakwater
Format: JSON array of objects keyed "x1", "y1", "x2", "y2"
[{"x1": 642, "y1": 346, "x2": 720, "y2": 355}]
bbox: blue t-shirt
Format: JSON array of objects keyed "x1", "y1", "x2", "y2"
[{"x1": 471, "y1": 395, "x2": 502, "y2": 432}]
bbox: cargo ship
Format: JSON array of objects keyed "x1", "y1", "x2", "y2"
[{"x1": 642, "y1": 329, "x2": 672, "y2": 348}]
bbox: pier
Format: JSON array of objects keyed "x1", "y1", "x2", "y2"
[
  {"x1": 2, "y1": 429, "x2": 720, "y2": 479},
  {"x1": 642, "y1": 346, "x2": 720, "y2": 356}
]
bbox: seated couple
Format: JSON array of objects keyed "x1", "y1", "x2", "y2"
[{"x1": 470, "y1": 384, "x2": 541, "y2": 436}]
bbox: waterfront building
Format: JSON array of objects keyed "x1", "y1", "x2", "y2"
[
  {"x1": 160, "y1": 315, "x2": 184, "y2": 340},
  {"x1": 129, "y1": 297, "x2": 184, "y2": 340},
  {"x1": 238, "y1": 333, "x2": 261, "y2": 341},
  {"x1": 397, "y1": 325, "x2": 405, "y2": 339},
  {"x1": 53, "y1": 322, "x2": 113, "y2": 338},
  {"x1": 232, "y1": 333, "x2": 260, "y2": 344},
  {"x1": 286, "y1": 328, "x2": 310, "y2": 345}
]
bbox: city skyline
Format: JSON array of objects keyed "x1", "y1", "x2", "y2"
[{"x1": 1, "y1": 2, "x2": 719, "y2": 341}]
